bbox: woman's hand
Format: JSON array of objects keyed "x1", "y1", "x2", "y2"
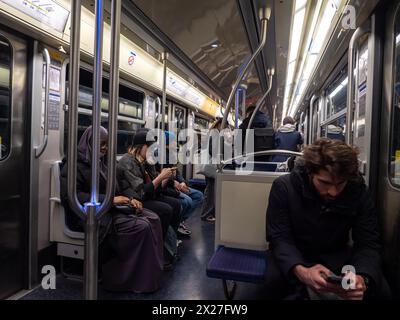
[
  {"x1": 130, "y1": 198, "x2": 143, "y2": 213},
  {"x1": 113, "y1": 196, "x2": 130, "y2": 205},
  {"x1": 159, "y1": 167, "x2": 175, "y2": 180}
]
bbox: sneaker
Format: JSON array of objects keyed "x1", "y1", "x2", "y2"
[
  {"x1": 177, "y1": 226, "x2": 191, "y2": 236},
  {"x1": 204, "y1": 216, "x2": 215, "y2": 223},
  {"x1": 179, "y1": 222, "x2": 192, "y2": 234}
]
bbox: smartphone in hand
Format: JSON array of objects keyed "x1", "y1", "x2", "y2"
[{"x1": 326, "y1": 274, "x2": 344, "y2": 284}]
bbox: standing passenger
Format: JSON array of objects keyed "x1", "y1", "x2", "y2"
[
  {"x1": 272, "y1": 116, "x2": 303, "y2": 163},
  {"x1": 60, "y1": 126, "x2": 163, "y2": 293}
]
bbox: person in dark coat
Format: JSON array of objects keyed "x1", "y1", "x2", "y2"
[
  {"x1": 272, "y1": 116, "x2": 303, "y2": 163},
  {"x1": 239, "y1": 105, "x2": 274, "y2": 164},
  {"x1": 239, "y1": 105, "x2": 272, "y2": 130},
  {"x1": 266, "y1": 138, "x2": 390, "y2": 300},
  {"x1": 116, "y1": 128, "x2": 182, "y2": 239},
  {"x1": 60, "y1": 126, "x2": 163, "y2": 293}
]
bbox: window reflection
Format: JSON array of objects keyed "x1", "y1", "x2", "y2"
[
  {"x1": 0, "y1": 36, "x2": 11, "y2": 160},
  {"x1": 390, "y1": 17, "x2": 400, "y2": 186}
]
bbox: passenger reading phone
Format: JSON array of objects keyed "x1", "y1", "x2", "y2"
[{"x1": 265, "y1": 139, "x2": 391, "y2": 300}]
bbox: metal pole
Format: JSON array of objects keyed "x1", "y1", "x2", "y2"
[
  {"x1": 98, "y1": 0, "x2": 120, "y2": 216},
  {"x1": 84, "y1": 0, "x2": 104, "y2": 300},
  {"x1": 35, "y1": 48, "x2": 51, "y2": 158},
  {"x1": 161, "y1": 51, "x2": 168, "y2": 168},
  {"x1": 235, "y1": 88, "x2": 240, "y2": 129},
  {"x1": 84, "y1": 205, "x2": 99, "y2": 300},
  {"x1": 309, "y1": 95, "x2": 317, "y2": 144},
  {"x1": 221, "y1": 7, "x2": 270, "y2": 131},
  {"x1": 90, "y1": 0, "x2": 103, "y2": 205},
  {"x1": 67, "y1": 0, "x2": 85, "y2": 218},
  {"x1": 346, "y1": 26, "x2": 370, "y2": 144}
]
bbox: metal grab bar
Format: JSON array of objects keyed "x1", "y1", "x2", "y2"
[
  {"x1": 35, "y1": 48, "x2": 51, "y2": 158},
  {"x1": 221, "y1": 7, "x2": 270, "y2": 132},
  {"x1": 244, "y1": 68, "x2": 274, "y2": 154},
  {"x1": 346, "y1": 25, "x2": 370, "y2": 144},
  {"x1": 221, "y1": 149, "x2": 303, "y2": 165},
  {"x1": 308, "y1": 95, "x2": 317, "y2": 144},
  {"x1": 155, "y1": 96, "x2": 162, "y2": 128},
  {"x1": 67, "y1": 0, "x2": 121, "y2": 300}
]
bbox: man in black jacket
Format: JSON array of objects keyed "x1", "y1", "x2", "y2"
[{"x1": 266, "y1": 139, "x2": 390, "y2": 300}]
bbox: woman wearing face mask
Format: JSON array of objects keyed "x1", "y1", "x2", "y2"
[
  {"x1": 60, "y1": 126, "x2": 163, "y2": 293},
  {"x1": 117, "y1": 128, "x2": 182, "y2": 241}
]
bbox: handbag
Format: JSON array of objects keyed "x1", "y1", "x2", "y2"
[{"x1": 195, "y1": 148, "x2": 217, "y2": 179}]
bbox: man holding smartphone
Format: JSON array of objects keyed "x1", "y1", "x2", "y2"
[{"x1": 265, "y1": 139, "x2": 390, "y2": 300}]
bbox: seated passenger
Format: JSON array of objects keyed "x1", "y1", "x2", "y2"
[
  {"x1": 162, "y1": 131, "x2": 204, "y2": 236},
  {"x1": 327, "y1": 124, "x2": 345, "y2": 142},
  {"x1": 60, "y1": 126, "x2": 163, "y2": 293},
  {"x1": 266, "y1": 139, "x2": 390, "y2": 300},
  {"x1": 116, "y1": 128, "x2": 182, "y2": 242},
  {"x1": 272, "y1": 116, "x2": 303, "y2": 163}
]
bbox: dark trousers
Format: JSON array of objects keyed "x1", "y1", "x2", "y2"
[
  {"x1": 144, "y1": 195, "x2": 181, "y2": 238},
  {"x1": 264, "y1": 250, "x2": 392, "y2": 300}
]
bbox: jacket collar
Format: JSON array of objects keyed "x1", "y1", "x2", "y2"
[{"x1": 290, "y1": 164, "x2": 364, "y2": 211}]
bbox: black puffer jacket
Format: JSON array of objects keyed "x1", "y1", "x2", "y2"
[{"x1": 266, "y1": 164, "x2": 382, "y2": 287}]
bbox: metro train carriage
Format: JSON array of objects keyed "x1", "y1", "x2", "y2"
[{"x1": 0, "y1": 0, "x2": 399, "y2": 302}]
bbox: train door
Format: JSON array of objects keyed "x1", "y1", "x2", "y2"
[
  {"x1": 346, "y1": 15, "x2": 382, "y2": 188},
  {"x1": 0, "y1": 28, "x2": 29, "y2": 298},
  {"x1": 379, "y1": 1, "x2": 400, "y2": 296}
]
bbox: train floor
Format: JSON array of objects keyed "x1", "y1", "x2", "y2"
[{"x1": 21, "y1": 208, "x2": 269, "y2": 300}]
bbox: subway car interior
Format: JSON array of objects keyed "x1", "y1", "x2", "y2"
[{"x1": 0, "y1": 0, "x2": 400, "y2": 301}]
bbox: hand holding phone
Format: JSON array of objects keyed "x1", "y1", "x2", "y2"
[{"x1": 326, "y1": 273, "x2": 344, "y2": 284}]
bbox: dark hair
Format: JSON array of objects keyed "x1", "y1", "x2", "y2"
[
  {"x1": 246, "y1": 105, "x2": 256, "y2": 116},
  {"x1": 283, "y1": 116, "x2": 295, "y2": 125},
  {"x1": 303, "y1": 138, "x2": 359, "y2": 180}
]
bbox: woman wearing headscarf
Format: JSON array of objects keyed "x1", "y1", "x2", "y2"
[{"x1": 60, "y1": 126, "x2": 163, "y2": 293}]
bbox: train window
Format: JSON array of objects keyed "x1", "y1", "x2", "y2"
[
  {"x1": 390, "y1": 15, "x2": 400, "y2": 186},
  {"x1": 0, "y1": 36, "x2": 11, "y2": 161},
  {"x1": 322, "y1": 116, "x2": 346, "y2": 142},
  {"x1": 194, "y1": 116, "x2": 209, "y2": 130},
  {"x1": 73, "y1": 114, "x2": 140, "y2": 156},
  {"x1": 325, "y1": 70, "x2": 348, "y2": 118},
  {"x1": 65, "y1": 66, "x2": 144, "y2": 119}
]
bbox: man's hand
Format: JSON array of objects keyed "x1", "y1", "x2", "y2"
[
  {"x1": 293, "y1": 264, "x2": 331, "y2": 293},
  {"x1": 332, "y1": 274, "x2": 367, "y2": 301}
]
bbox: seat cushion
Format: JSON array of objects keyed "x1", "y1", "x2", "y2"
[{"x1": 206, "y1": 246, "x2": 267, "y2": 283}]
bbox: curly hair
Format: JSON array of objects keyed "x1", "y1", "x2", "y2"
[{"x1": 303, "y1": 138, "x2": 359, "y2": 180}]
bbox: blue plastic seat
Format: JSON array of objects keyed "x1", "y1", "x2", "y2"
[
  {"x1": 206, "y1": 246, "x2": 267, "y2": 299},
  {"x1": 188, "y1": 179, "x2": 207, "y2": 190}
]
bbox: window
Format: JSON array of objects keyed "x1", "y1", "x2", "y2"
[
  {"x1": 325, "y1": 70, "x2": 348, "y2": 118},
  {"x1": 321, "y1": 115, "x2": 346, "y2": 142},
  {"x1": 72, "y1": 114, "x2": 140, "y2": 156},
  {"x1": 390, "y1": 12, "x2": 400, "y2": 187},
  {"x1": 0, "y1": 36, "x2": 11, "y2": 160},
  {"x1": 65, "y1": 66, "x2": 144, "y2": 119}
]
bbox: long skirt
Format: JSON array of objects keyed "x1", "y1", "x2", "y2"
[{"x1": 101, "y1": 208, "x2": 164, "y2": 293}]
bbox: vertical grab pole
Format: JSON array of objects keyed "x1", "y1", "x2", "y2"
[
  {"x1": 244, "y1": 69, "x2": 274, "y2": 155},
  {"x1": 67, "y1": 1, "x2": 85, "y2": 218},
  {"x1": 161, "y1": 51, "x2": 168, "y2": 168},
  {"x1": 219, "y1": 7, "x2": 270, "y2": 168},
  {"x1": 346, "y1": 26, "x2": 370, "y2": 144},
  {"x1": 84, "y1": 0, "x2": 104, "y2": 301}
]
